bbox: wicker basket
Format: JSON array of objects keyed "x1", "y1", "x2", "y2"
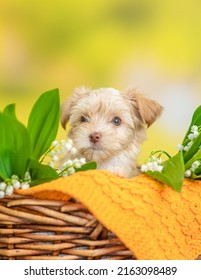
[{"x1": 0, "y1": 195, "x2": 135, "y2": 260}]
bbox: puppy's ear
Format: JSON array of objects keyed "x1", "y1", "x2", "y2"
[
  {"x1": 126, "y1": 89, "x2": 163, "y2": 127},
  {"x1": 61, "y1": 86, "x2": 90, "y2": 129}
]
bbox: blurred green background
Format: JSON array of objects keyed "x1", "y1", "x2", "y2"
[{"x1": 1, "y1": 0, "x2": 201, "y2": 163}]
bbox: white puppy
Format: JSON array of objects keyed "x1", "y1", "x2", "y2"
[{"x1": 61, "y1": 87, "x2": 163, "y2": 178}]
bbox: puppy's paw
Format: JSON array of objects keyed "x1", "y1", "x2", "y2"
[{"x1": 108, "y1": 166, "x2": 125, "y2": 178}]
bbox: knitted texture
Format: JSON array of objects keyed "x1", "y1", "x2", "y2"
[{"x1": 17, "y1": 170, "x2": 201, "y2": 260}]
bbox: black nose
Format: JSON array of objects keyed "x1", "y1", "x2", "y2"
[{"x1": 89, "y1": 132, "x2": 101, "y2": 143}]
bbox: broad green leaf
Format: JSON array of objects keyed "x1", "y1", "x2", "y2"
[
  {"x1": 75, "y1": 162, "x2": 97, "y2": 172},
  {"x1": 3, "y1": 104, "x2": 17, "y2": 119},
  {"x1": 185, "y1": 147, "x2": 201, "y2": 170},
  {"x1": 0, "y1": 149, "x2": 14, "y2": 180},
  {"x1": 29, "y1": 160, "x2": 59, "y2": 186},
  {"x1": 183, "y1": 133, "x2": 201, "y2": 163},
  {"x1": 190, "y1": 105, "x2": 201, "y2": 126},
  {"x1": 182, "y1": 105, "x2": 201, "y2": 145},
  {"x1": 195, "y1": 166, "x2": 201, "y2": 177},
  {"x1": 27, "y1": 89, "x2": 60, "y2": 160},
  {"x1": 0, "y1": 113, "x2": 31, "y2": 180},
  {"x1": 147, "y1": 152, "x2": 185, "y2": 192}
]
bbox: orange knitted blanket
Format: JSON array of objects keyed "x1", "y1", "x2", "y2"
[{"x1": 17, "y1": 170, "x2": 201, "y2": 260}]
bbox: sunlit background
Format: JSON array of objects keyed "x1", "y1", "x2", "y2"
[{"x1": 1, "y1": 0, "x2": 201, "y2": 163}]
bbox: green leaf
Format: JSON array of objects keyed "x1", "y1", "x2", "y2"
[
  {"x1": 3, "y1": 104, "x2": 17, "y2": 119},
  {"x1": 0, "y1": 113, "x2": 31, "y2": 180},
  {"x1": 185, "y1": 146, "x2": 201, "y2": 170},
  {"x1": 74, "y1": 162, "x2": 97, "y2": 172},
  {"x1": 29, "y1": 160, "x2": 59, "y2": 186},
  {"x1": 182, "y1": 105, "x2": 201, "y2": 145},
  {"x1": 190, "y1": 105, "x2": 201, "y2": 125},
  {"x1": 194, "y1": 166, "x2": 201, "y2": 177},
  {"x1": 183, "y1": 133, "x2": 201, "y2": 164},
  {"x1": 27, "y1": 89, "x2": 60, "y2": 160},
  {"x1": 147, "y1": 152, "x2": 185, "y2": 192}
]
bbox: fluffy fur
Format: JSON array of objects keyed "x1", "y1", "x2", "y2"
[{"x1": 61, "y1": 87, "x2": 163, "y2": 178}]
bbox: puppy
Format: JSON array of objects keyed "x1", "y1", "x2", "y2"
[{"x1": 61, "y1": 87, "x2": 163, "y2": 178}]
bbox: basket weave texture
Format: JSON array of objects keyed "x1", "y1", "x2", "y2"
[
  {"x1": 0, "y1": 195, "x2": 134, "y2": 260},
  {"x1": 1, "y1": 170, "x2": 201, "y2": 260}
]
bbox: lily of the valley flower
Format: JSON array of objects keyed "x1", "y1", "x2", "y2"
[
  {"x1": 46, "y1": 139, "x2": 87, "y2": 177},
  {"x1": 177, "y1": 125, "x2": 200, "y2": 153},
  {"x1": 141, "y1": 154, "x2": 164, "y2": 173},
  {"x1": 0, "y1": 174, "x2": 31, "y2": 198}
]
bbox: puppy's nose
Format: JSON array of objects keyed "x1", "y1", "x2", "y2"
[{"x1": 89, "y1": 132, "x2": 101, "y2": 143}]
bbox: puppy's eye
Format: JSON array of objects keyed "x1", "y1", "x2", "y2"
[
  {"x1": 80, "y1": 115, "x2": 89, "y2": 122},
  {"x1": 112, "y1": 117, "x2": 121, "y2": 126}
]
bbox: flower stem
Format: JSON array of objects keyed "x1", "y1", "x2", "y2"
[
  {"x1": 151, "y1": 150, "x2": 171, "y2": 159},
  {"x1": 40, "y1": 146, "x2": 54, "y2": 163}
]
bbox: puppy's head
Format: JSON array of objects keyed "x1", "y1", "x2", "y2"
[{"x1": 61, "y1": 87, "x2": 163, "y2": 162}]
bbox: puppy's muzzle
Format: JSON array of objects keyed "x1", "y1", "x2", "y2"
[{"x1": 89, "y1": 132, "x2": 101, "y2": 144}]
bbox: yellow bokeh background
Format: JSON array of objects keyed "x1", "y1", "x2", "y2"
[{"x1": 1, "y1": 0, "x2": 201, "y2": 163}]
